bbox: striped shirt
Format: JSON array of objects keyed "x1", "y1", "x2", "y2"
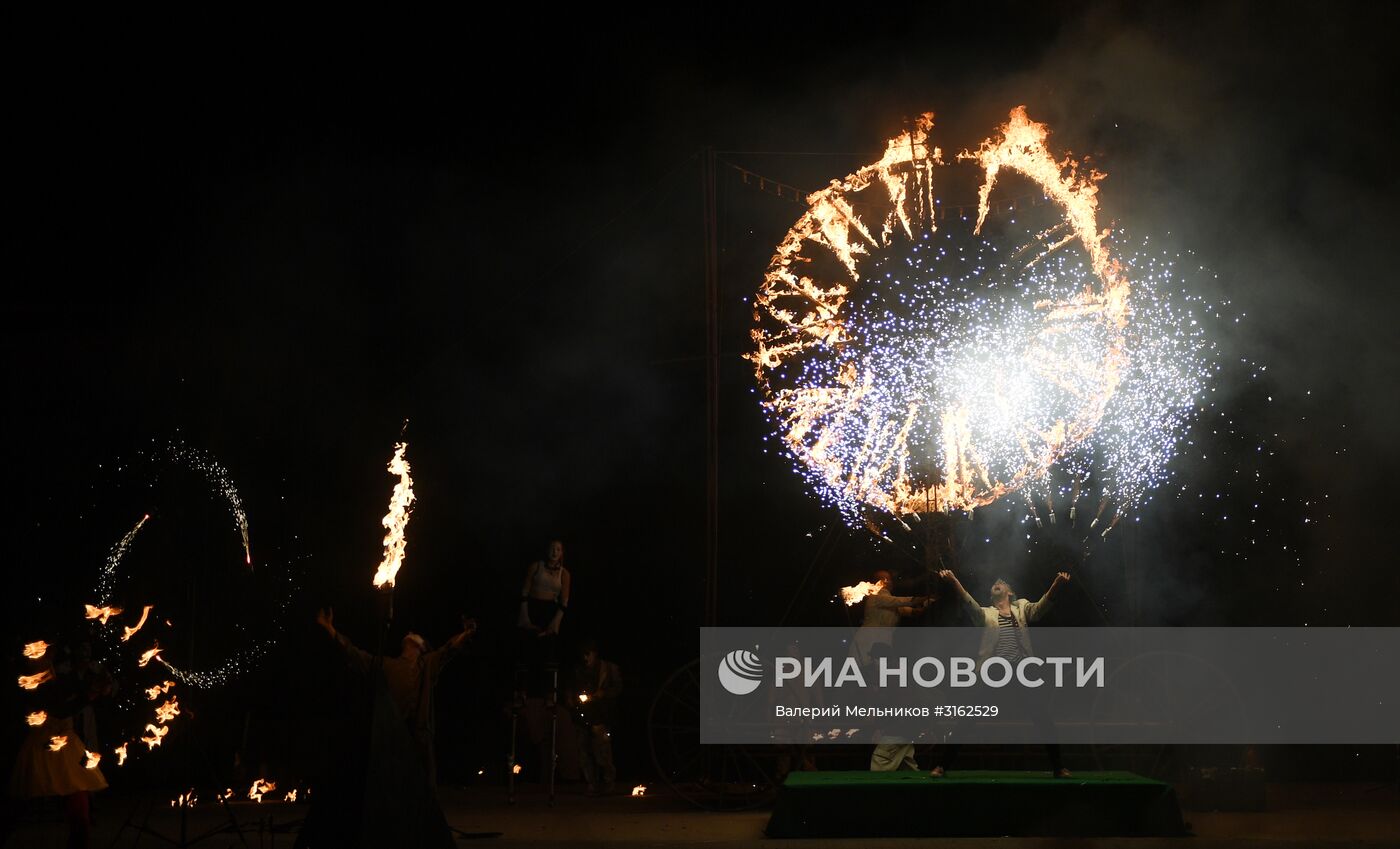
[{"x1": 994, "y1": 612, "x2": 1023, "y2": 661}]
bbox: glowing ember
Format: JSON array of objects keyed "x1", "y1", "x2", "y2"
[
  {"x1": 840, "y1": 579, "x2": 887, "y2": 605},
  {"x1": 22, "y1": 641, "x2": 49, "y2": 659},
  {"x1": 248, "y1": 778, "x2": 276, "y2": 803},
  {"x1": 631, "y1": 785, "x2": 647, "y2": 797},
  {"x1": 577, "y1": 693, "x2": 590, "y2": 704},
  {"x1": 26, "y1": 711, "x2": 46, "y2": 726},
  {"x1": 85, "y1": 604, "x2": 123, "y2": 625},
  {"x1": 138, "y1": 643, "x2": 163, "y2": 668},
  {"x1": 85, "y1": 751, "x2": 102, "y2": 769},
  {"x1": 49, "y1": 735, "x2": 68, "y2": 752},
  {"x1": 748, "y1": 108, "x2": 1211, "y2": 524},
  {"x1": 372, "y1": 441, "x2": 415, "y2": 589},
  {"x1": 154, "y1": 697, "x2": 180, "y2": 724},
  {"x1": 114, "y1": 743, "x2": 128, "y2": 765},
  {"x1": 141, "y1": 723, "x2": 168, "y2": 750},
  {"x1": 18, "y1": 670, "x2": 53, "y2": 690},
  {"x1": 284, "y1": 789, "x2": 298, "y2": 802},
  {"x1": 121, "y1": 605, "x2": 154, "y2": 642},
  {"x1": 146, "y1": 680, "x2": 176, "y2": 700}
]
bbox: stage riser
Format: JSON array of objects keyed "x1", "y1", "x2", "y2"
[{"x1": 766, "y1": 770, "x2": 1187, "y2": 838}]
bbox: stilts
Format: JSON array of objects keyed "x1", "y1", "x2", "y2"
[{"x1": 508, "y1": 665, "x2": 524, "y2": 805}]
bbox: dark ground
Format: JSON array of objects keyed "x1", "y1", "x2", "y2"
[{"x1": 4, "y1": 779, "x2": 1398, "y2": 848}]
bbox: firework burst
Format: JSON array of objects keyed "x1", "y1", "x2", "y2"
[{"x1": 749, "y1": 108, "x2": 1216, "y2": 532}]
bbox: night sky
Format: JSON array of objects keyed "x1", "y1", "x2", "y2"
[{"x1": 5, "y1": 3, "x2": 1399, "y2": 782}]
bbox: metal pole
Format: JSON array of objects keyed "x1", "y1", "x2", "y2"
[{"x1": 702, "y1": 146, "x2": 720, "y2": 627}]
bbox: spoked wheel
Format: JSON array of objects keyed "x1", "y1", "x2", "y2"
[{"x1": 648, "y1": 658, "x2": 778, "y2": 810}]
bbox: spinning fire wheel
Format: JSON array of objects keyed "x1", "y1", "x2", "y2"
[{"x1": 647, "y1": 659, "x2": 778, "y2": 811}]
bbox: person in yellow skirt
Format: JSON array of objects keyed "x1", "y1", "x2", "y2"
[{"x1": 10, "y1": 652, "x2": 108, "y2": 849}]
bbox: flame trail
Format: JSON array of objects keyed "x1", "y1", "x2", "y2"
[
  {"x1": 48, "y1": 736, "x2": 68, "y2": 752},
  {"x1": 138, "y1": 643, "x2": 162, "y2": 668},
  {"x1": 146, "y1": 680, "x2": 175, "y2": 700},
  {"x1": 22, "y1": 641, "x2": 48, "y2": 659},
  {"x1": 114, "y1": 743, "x2": 128, "y2": 765},
  {"x1": 839, "y1": 579, "x2": 888, "y2": 605},
  {"x1": 85, "y1": 751, "x2": 102, "y2": 769},
  {"x1": 140, "y1": 724, "x2": 168, "y2": 750},
  {"x1": 154, "y1": 697, "x2": 180, "y2": 724},
  {"x1": 85, "y1": 605, "x2": 123, "y2": 625},
  {"x1": 372, "y1": 442, "x2": 415, "y2": 589},
  {"x1": 26, "y1": 711, "x2": 46, "y2": 726},
  {"x1": 248, "y1": 778, "x2": 276, "y2": 802},
  {"x1": 284, "y1": 789, "x2": 298, "y2": 802},
  {"x1": 121, "y1": 605, "x2": 153, "y2": 642}
]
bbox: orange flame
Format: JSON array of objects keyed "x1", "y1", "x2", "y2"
[
  {"x1": 284, "y1": 789, "x2": 298, "y2": 802},
  {"x1": 631, "y1": 785, "x2": 647, "y2": 797},
  {"x1": 85, "y1": 750, "x2": 102, "y2": 769},
  {"x1": 840, "y1": 579, "x2": 887, "y2": 606},
  {"x1": 114, "y1": 743, "x2": 128, "y2": 766},
  {"x1": 49, "y1": 735, "x2": 68, "y2": 752},
  {"x1": 511, "y1": 764, "x2": 522, "y2": 775},
  {"x1": 138, "y1": 643, "x2": 163, "y2": 668},
  {"x1": 140, "y1": 723, "x2": 168, "y2": 750},
  {"x1": 22, "y1": 640, "x2": 49, "y2": 659},
  {"x1": 26, "y1": 711, "x2": 46, "y2": 726},
  {"x1": 146, "y1": 680, "x2": 176, "y2": 700},
  {"x1": 372, "y1": 442, "x2": 415, "y2": 589},
  {"x1": 171, "y1": 789, "x2": 197, "y2": 808},
  {"x1": 154, "y1": 697, "x2": 180, "y2": 724},
  {"x1": 248, "y1": 778, "x2": 276, "y2": 803},
  {"x1": 85, "y1": 604, "x2": 123, "y2": 625},
  {"x1": 121, "y1": 605, "x2": 154, "y2": 642},
  {"x1": 18, "y1": 670, "x2": 53, "y2": 690},
  {"x1": 577, "y1": 693, "x2": 590, "y2": 704}
]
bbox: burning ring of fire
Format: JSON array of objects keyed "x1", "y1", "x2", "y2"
[{"x1": 748, "y1": 108, "x2": 1130, "y2": 517}]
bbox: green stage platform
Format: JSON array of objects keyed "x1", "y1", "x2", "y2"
[{"x1": 765, "y1": 770, "x2": 1188, "y2": 838}]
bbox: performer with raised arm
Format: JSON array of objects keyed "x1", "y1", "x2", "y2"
[
  {"x1": 862, "y1": 569, "x2": 933, "y2": 771},
  {"x1": 930, "y1": 569, "x2": 1072, "y2": 778},
  {"x1": 315, "y1": 606, "x2": 476, "y2": 789}
]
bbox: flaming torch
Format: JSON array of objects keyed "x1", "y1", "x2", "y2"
[
  {"x1": 372, "y1": 440, "x2": 415, "y2": 591},
  {"x1": 48, "y1": 736, "x2": 68, "y2": 752},
  {"x1": 22, "y1": 641, "x2": 48, "y2": 659},
  {"x1": 26, "y1": 711, "x2": 46, "y2": 726},
  {"x1": 85, "y1": 751, "x2": 102, "y2": 769},
  {"x1": 840, "y1": 579, "x2": 887, "y2": 606},
  {"x1": 248, "y1": 778, "x2": 276, "y2": 803},
  {"x1": 18, "y1": 670, "x2": 53, "y2": 690}
]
